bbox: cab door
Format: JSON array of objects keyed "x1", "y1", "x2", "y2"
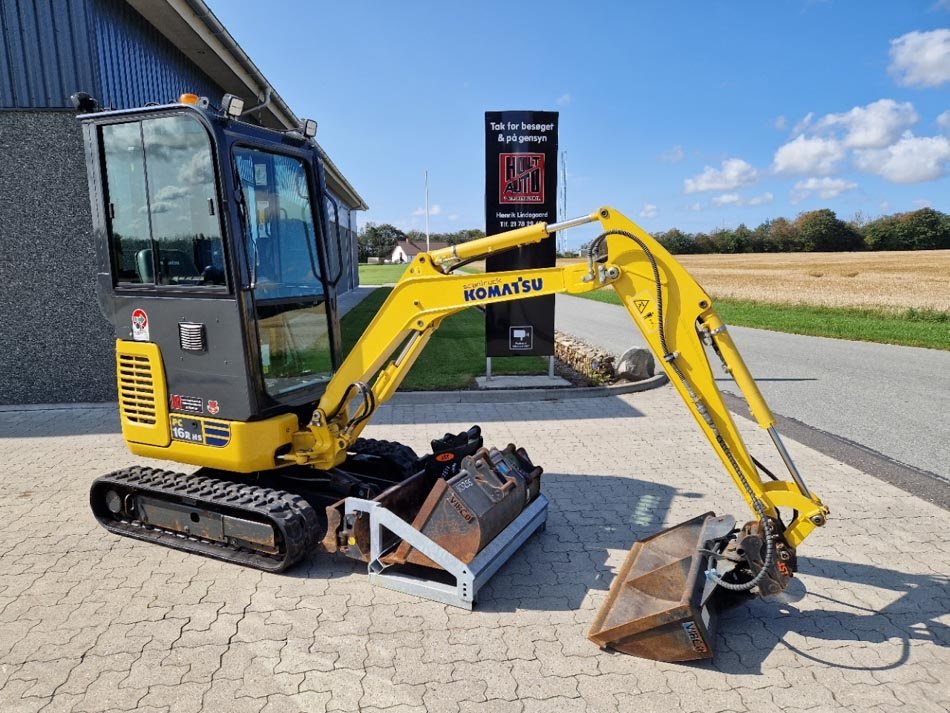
[{"x1": 232, "y1": 146, "x2": 335, "y2": 402}]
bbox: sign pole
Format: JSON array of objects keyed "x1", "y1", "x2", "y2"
[{"x1": 424, "y1": 170, "x2": 430, "y2": 253}]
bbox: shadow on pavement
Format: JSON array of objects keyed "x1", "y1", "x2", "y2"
[
  {"x1": 378, "y1": 394, "x2": 645, "y2": 424},
  {"x1": 291, "y1": 472, "x2": 691, "y2": 611},
  {"x1": 0, "y1": 405, "x2": 121, "y2": 437},
  {"x1": 706, "y1": 556, "x2": 949, "y2": 674}
]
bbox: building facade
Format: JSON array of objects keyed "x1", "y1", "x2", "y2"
[{"x1": 0, "y1": 0, "x2": 365, "y2": 403}]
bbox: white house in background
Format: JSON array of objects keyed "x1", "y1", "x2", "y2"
[{"x1": 390, "y1": 237, "x2": 450, "y2": 263}]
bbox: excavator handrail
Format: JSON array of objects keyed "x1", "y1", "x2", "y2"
[{"x1": 290, "y1": 207, "x2": 828, "y2": 549}]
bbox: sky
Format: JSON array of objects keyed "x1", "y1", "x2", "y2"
[{"x1": 207, "y1": 1, "x2": 950, "y2": 248}]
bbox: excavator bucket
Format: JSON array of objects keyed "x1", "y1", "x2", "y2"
[
  {"x1": 588, "y1": 512, "x2": 736, "y2": 662},
  {"x1": 324, "y1": 431, "x2": 543, "y2": 570},
  {"x1": 385, "y1": 444, "x2": 541, "y2": 567}
]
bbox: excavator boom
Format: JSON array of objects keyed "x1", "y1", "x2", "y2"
[{"x1": 295, "y1": 206, "x2": 828, "y2": 661}]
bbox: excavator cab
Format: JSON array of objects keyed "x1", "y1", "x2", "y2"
[{"x1": 78, "y1": 95, "x2": 347, "y2": 467}]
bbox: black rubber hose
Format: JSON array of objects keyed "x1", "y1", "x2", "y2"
[{"x1": 589, "y1": 229, "x2": 775, "y2": 593}]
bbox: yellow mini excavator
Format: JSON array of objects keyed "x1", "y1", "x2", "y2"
[{"x1": 74, "y1": 92, "x2": 828, "y2": 662}]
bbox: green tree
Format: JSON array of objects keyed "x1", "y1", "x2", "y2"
[
  {"x1": 794, "y1": 209, "x2": 863, "y2": 252},
  {"x1": 896, "y1": 208, "x2": 950, "y2": 250},
  {"x1": 358, "y1": 223, "x2": 406, "y2": 262},
  {"x1": 657, "y1": 228, "x2": 694, "y2": 254}
]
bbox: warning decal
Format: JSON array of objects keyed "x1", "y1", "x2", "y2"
[
  {"x1": 633, "y1": 299, "x2": 650, "y2": 314},
  {"x1": 131, "y1": 308, "x2": 149, "y2": 341}
]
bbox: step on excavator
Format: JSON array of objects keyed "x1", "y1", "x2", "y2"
[{"x1": 73, "y1": 91, "x2": 828, "y2": 663}]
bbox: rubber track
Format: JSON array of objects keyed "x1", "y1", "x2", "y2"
[
  {"x1": 90, "y1": 466, "x2": 322, "y2": 572},
  {"x1": 350, "y1": 438, "x2": 420, "y2": 478}
]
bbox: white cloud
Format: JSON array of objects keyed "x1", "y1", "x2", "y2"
[
  {"x1": 853, "y1": 131, "x2": 950, "y2": 183},
  {"x1": 711, "y1": 191, "x2": 774, "y2": 208},
  {"x1": 938, "y1": 109, "x2": 950, "y2": 132},
  {"x1": 773, "y1": 135, "x2": 845, "y2": 175},
  {"x1": 412, "y1": 204, "x2": 442, "y2": 216},
  {"x1": 889, "y1": 29, "x2": 950, "y2": 87},
  {"x1": 879, "y1": 200, "x2": 890, "y2": 212},
  {"x1": 556, "y1": 93, "x2": 571, "y2": 106},
  {"x1": 659, "y1": 145, "x2": 684, "y2": 162},
  {"x1": 792, "y1": 112, "x2": 815, "y2": 135},
  {"x1": 712, "y1": 193, "x2": 741, "y2": 206},
  {"x1": 913, "y1": 199, "x2": 932, "y2": 208},
  {"x1": 639, "y1": 203, "x2": 658, "y2": 218},
  {"x1": 689, "y1": 202, "x2": 703, "y2": 212},
  {"x1": 774, "y1": 115, "x2": 787, "y2": 130},
  {"x1": 746, "y1": 192, "x2": 774, "y2": 206},
  {"x1": 815, "y1": 99, "x2": 918, "y2": 148},
  {"x1": 448, "y1": 214, "x2": 459, "y2": 221},
  {"x1": 683, "y1": 158, "x2": 758, "y2": 193},
  {"x1": 791, "y1": 177, "x2": 858, "y2": 203}
]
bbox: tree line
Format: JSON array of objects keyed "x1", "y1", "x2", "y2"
[
  {"x1": 359, "y1": 207, "x2": 949, "y2": 262},
  {"x1": 357, "y1": 225, "x2": 486, "y2": 262},
  {"x1": 643, "y1": 207, "x2": 949, "y2": 255}
]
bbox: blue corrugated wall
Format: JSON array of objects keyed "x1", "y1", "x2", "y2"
[
  {"x1": 0, "y1": 0, "x2": 97, "y2": 107},
  {"x1": 91, "y1": 0, "x2": 219, "y2": 109},
  {"x1": 0, "y1": 0, "x2": 220, "y2": 109}
]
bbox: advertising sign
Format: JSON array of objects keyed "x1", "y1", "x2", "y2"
[{"x1": 484, "y1": 111, "x2": 559, "y2": 357}]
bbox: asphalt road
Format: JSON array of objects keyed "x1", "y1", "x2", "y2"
[{"x1": 556, "y1": 294, "x2": 950, "y2": 477}]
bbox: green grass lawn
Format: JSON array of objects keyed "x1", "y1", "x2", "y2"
[
  {"x1": 358, "y1": 263, "x2": 410, "y2": 285},
  {"x1": 341, "y1": 288, "x2": 548, "y2": 390},
  {"x1": 576, "y1": 289, "x2": 950, "y2": 350}
]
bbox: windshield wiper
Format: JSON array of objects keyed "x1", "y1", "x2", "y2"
[{"x1": 231, "y1": 157, "x2": 258, "y2": 288}]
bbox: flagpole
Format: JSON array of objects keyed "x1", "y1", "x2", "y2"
[{"x1": 424, "y1": 170, "x2": 430, "y2": 252}]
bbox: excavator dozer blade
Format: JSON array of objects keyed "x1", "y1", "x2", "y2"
[{"x1": 588, "y1": 512, "x2": 736, "y2": 662}]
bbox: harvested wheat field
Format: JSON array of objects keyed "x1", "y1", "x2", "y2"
[{"x1": 675, "y1": 251, "x2": 950, "y2": 312}]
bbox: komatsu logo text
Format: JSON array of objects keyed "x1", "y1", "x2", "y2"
[{"x1": 463, "y1": 278, "x2": 543, "y2": 302}]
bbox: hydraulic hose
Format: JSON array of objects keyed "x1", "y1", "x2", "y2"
[{"x1": 589, "y1": 229, "x2": 775, "y2": 593}]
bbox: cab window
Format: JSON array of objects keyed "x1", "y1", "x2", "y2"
[
  {"x1": 233, "y1": 146, "x2": 332, "y2": 398},
  {"x1": 100, "y1": 114, "x2": 226, "y2": 288}
]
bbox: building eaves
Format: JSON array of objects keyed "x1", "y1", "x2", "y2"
[{"x1": 125, "y1": 0, "x2": 368, "y2": 211}]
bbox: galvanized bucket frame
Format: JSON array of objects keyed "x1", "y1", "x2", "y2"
[{"x1": 344, "y1": 493, "x2": 549, "y2": 609}]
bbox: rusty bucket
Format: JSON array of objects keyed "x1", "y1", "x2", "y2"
[
  {"x1": 588, "y1": 512, "x2": 736, "y2": 662},
  {"x1": 386, "y1": 445, "x2": 542, "y2": 568}
]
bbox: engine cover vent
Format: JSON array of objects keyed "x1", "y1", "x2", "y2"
[{"x1": 178, "y1": 322, "x2": 207, "y2": 352}]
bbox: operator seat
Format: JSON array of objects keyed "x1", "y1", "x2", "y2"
[{"x1": 135, "y1": 248, "x2": 201, "y2": 285}]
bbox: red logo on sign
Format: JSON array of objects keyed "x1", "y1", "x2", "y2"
[
  {"x1": 435, "y1": 453, "x2": 455, "y2": 462},
  {"x1": 170, "y1": 394, "x2": 183, "y2": 410},
  {"x1": 207, "y1": 400, "x2": 220, "y2": 415},
  {"x1": 499, "y1": 153, "x2": 544, "y2": 204}
]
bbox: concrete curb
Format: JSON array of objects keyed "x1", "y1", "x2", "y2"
[
  {"x1": 388, "y1": 372, "x2": 668, "y2": 405},
  {"x1": 0, "y1": 374, "x2": 669, "y2": 413}
]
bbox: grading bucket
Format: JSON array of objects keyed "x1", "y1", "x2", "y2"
[{"x1": 588, "y1": 512, "x2": 736, "y2": 662}]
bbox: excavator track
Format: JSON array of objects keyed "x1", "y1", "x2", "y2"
[{"x1": 90, "y1": 466, "x2": 322, "y2": 572}]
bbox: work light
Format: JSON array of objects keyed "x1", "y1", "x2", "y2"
[{"x1": 222, "y1": 93, "x2": 244, "y2": 118}]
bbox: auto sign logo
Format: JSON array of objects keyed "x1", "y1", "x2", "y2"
[{"x1": 499, "y1": 153, "x2": 544, "y2": 204}]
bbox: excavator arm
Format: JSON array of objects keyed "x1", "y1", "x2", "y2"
[{"x1": 291, "y1": 205, "x2": 827, "y2": 550}]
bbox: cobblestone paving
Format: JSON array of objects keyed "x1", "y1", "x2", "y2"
[{"x1": 0, "y1": 389, "x2": 947, "y2": 712}]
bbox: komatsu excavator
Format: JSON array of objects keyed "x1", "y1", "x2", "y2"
[{"x1": 74, "y1": 92, "x2": 828, "y2": 663}]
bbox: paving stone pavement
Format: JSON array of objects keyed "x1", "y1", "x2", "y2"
[{"x1": 0, "y1": 388, "x2": 947, "y2": 713}]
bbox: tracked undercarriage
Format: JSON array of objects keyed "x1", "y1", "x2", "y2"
[{"x1": 89, "y1": 427, "x2": 545, "y2": 575}]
